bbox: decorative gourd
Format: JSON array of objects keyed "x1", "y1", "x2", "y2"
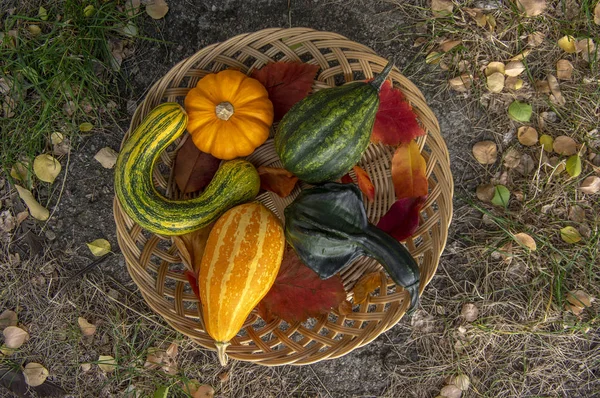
[
  {"x1": 114, "y1": 102, "x2": 260, "y2": 236},
  {"x1": 199, "y1": 202, "x2": 285, "y2": 365},
  {"x1": 275, "y1": 63, "x2": 393, "y2": 184},
  {"x1": 284, "y1": 182, "x2": 420, "y2": 310},
  {"x1": 184, "y1": 69, "x2": 274, "y2": 160}
]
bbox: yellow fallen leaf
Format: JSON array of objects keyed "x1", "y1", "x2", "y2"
[
  {"x1": 78, "y1": 317, "x2": 97, "y2": 336},
  {"x1": 50, "y1": 132, "x2": 64, "y2": 145},
  {"x1": 98, "y1": 355, "x2": 117, "y2": 373},
  {"x1": 146, "y1": 0, "x2": 169, "y2": 19},
  {"x1": 510, "y1": 49, "x2": 532, "y2": 61},
  {"x1": 33, "y1": 154, "x2": 61, "y2": 183},
  {"x1": 560, "y1": 226, "x2": 582, "y2": 243},
  {"x1": 15, "y1": 185, "x2": 49, "y2": 221},
  {"x1": 86, "y1": 239, "x2": 111, "y2": 256},
  {"x1": 485, "y1": 62, "x2": 505, "y2": 76},
  {"x1": 558, "y1": 35, "x2": 577, "y2": 53},
  {"x1": 3, "y1": 326, "x2": 29, "y2": 349},
  {"x1": 10, "y1": 162, "x2": 31, "y2": 183},
  {"x1": 79, "y1": 122, "x2": 94, "y2": 132},
  {"x1": 539, "y1": 134, "x2": 554, "y2": 152},
  {"x1": 28, "y1": 25, "x2": 41, "y2": 37},
  {"x1": 513, "y1": 232, "x2": 536, "y2": 251},
  {"x1": 516, "y1": 0, "x2": 547, "y2": 16},
  {"x1": 425, "y1": 51, "x2": 443, "y2": 65},
  {"x1": 94, "y1": 147, "x2": 119, "y2": 169},
  {"x1": 23, "y1": 363, "x2": 49, "y2": 387},
  {"x1": 505, "y1": 76, "x2": 524, "y2": 90}
]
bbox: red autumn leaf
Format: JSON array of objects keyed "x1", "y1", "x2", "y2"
[
  {"x1": 251, "y1": 62, "x2": 319, "y2": 121},
  {"x1": 377, "y1": 196, "x2": 426, "y2": 241},
  {"x1": 184, "y1": 270, "x2": 201, "y2": 301},
  {"x1": 340, "y1": 173, "x2": 353, "y2": 184},
  {"x1": 174, "y1": 136, "x2": 221, "y2": 194},
  {"x1": 353, "y1": 165, "x2": 375, "y2": 202},
  {"x1": 392, "y1": 140, "x2": 428, "y2": 199},
  {"x1": 371, "y1": 80, "x2": 425, "y2": 145},
  {"x1": 258, "y1": 166, "x2": 299, "y2": 197},
  {"x1": 257, "y1": 247, "x2": 347, "y2": 323}
]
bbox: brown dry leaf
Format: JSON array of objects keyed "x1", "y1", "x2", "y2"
[
  {"x1": 440, "y1": 384, "x2": 463, "y2": 398},
  {"x1": 23, "y1": 363, "x2": 49, "y2": 387},
  {"x1": 440, "y1": 39, "x2": 461, "y2": 52},
  {"x1": 98, "y1": 355, "x2": 117, "y2": 373},
  {"x1": 513, "y1": 232, "x2": 536, "y2": 251},
  {"x1": 0, "y1": 310, "x2": 18, "y2": 330},
  {"x1": 510, "y1": 49, "x2": 532, "y2": 61},
  {"x1": 453, "y1": 374, "x2": 471, "y2": 391},
  {"x1": 579, "y1": 176, "x2": 600, "y2": 194},
  {"x1": 10, "y1": 162, "x2": 31, "y2": 184},
  {"x1": 80, "y1": 363, "x2": 92, "y2": 372},
  {"x1": 515, "y1": 0, "x2": 547, "y2": 16},
  {"x1": 413, "y1": 37, "x2": 427, "y2": 47},
  {"x1": 144, "y1": 343, "x2": 178, "y2": 375},
  {"x1": 553, "y1": 136, "x2": 577, "y2": 155},
  {"x1": 567, "y1": 290, "x2": 592, "y2": 308},
  {"x1": 448, "y1": 74, "x2": 472, "y2": 92},
  {"x1": 485, "y1": 62, "x2": 505, "y2": 76},
  {"x1": 77, "y1": 317, "x2": 96, "y2": 337},
  {"x1": 3, "y1": 96, "x2": 16, "y2": 118},
  {"x1": 595, "y1": 2, "x2": 600, "y2": 25},
  {"x1": 172, "y1": 224, "x2": 213, "y2": 273},
  {"x1": 431, "y1": 0, "x2": 454, "y2": 17},
  {"x1": 535, "y1": 80, "x2": 551, "y2": 93},
  {"x1": 504, "y1": 61, "x2": 525, "y2": 77},
  {"x1": 505, "y1": 76, "x2": 524, "y2": 90},
  {"x1": 126, "y1": 0, "x2": 141, "y2": 17},
  {"x1": 472, "y1": 141, "x2": 497, "y2": 164},
  {"x1": 576, "y1": 38, "x2": 597, "y2": 62},
  {"x1": 568, "y1": 205, "x2": 585, "y2": 223},
  {"x1": 556, "y1": 60, "x2": 574, "y2": 80},
  {"x1": 528, "y1": 31, "x2": 545, "y2": 47},
  {"x1": 487, "y1": 72, "x2": 505, "y2": 92},
  {"x1": 476, "y1": 183, "x2": 495, "y2": 202},
  {"x1": 337, "y1": 300, "x2": 353, "y2": 316},
  {"x1": 15, "y1": 185, "x2": 49, "y2": 221},
  {"x1": 503, "y1": 148, "x2": 522, "y2": 168},
  {"x1": 461, "y1": 303, "x2": 479, "y2": 322},
  {"x1": 547, "y1": 74, "x2": 566, "y2": 106},
  {"x1": 464, "y1": 7, "x2": 487, "y2": 27},
  {"x1": 33, "y1": 154, "x2": 61, "y2": 183},
  {"x1": 53, "y1": 138, "x2": 71, "y2": 156},
  {"x1": 558, "y1": 35, "x2": 577, "y2": 53},
  {"x1": 94, "y1": 147, "x2": 118, "y2": 169},
  {"x1": 565, "y1": 302, "x2": 584, "y2": 315},
  {"x1": 517, "y1": 126, "x2": 538, "y2": 146},
  {"x1": 146, "y1": 0, "x2": 169, "y2": 19},
  {"x1": 3, "y1": 326, "x2": 29, "y2": 349},
  {"x1": 352, "y1": 272, "x2": 381, "y2": 304}
]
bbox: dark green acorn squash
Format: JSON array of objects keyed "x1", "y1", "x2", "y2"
[
  {"x1": 284, "y1": 182, "x2": 420, "y2": 309},
  {"x1": 275, "y1": 63, "x2": 393, "y2": 184}
]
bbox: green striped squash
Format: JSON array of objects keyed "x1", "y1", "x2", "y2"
[
  {"x1": 114, "y1": 102, "x2": 260, "y2": 236},
  {"x1": 275, "y1": 63, "x2": 393, "y2": 184}
]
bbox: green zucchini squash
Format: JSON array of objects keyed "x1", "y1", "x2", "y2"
[
  {"x1": 114, "y1": 102, "x2": 260, "y2": 236},
  {"x1": 284, "y1": 182, "x2": 420, "y2": 309},
  {"x1": 275, "y1": 62, "x2": 393, "y2": 184}
]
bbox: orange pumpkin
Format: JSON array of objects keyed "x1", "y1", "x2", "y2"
[{"x1": 184, "y1": 69, "x2": 274, "y2": 160}]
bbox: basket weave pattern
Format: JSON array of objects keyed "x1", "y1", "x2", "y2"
[{"x1": 113, "y1": 28, "x2": 453, "y2": 366}]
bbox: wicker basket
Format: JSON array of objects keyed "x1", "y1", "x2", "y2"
[{"x1": 113, "y1": 28, "x2": 453, "y2": 366}]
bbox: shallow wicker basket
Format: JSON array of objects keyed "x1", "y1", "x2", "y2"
[{"x1": 113, "y1": 28, "x2": 453, "y2": 366}]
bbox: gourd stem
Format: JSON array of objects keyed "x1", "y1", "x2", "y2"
[
  {"x1": 215, "y1": 341, "x2": 230, "y2": 366},
  {"x1": 215, "y1": 101, "x2": 234, "y2": 121},
  {"x1": 370, "y1": 62, "x2": 394, "y2": 91},
  {"x1": 362, "y1": 224, "x2": 420, "y2": 311}
]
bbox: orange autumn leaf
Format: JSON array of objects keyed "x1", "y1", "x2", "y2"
[
  {"x1": 353, "y1": 166, "x2": 375, "y2": 202},
  {"x1": 352, "y1": 272, "x2": 382, "y2": 304},
  {"x1": 391, "y1": 140, "x2": 428, "y2": 199},
  {"x1": 258, "y1": 166, "x2": 299, "y2": 197}
]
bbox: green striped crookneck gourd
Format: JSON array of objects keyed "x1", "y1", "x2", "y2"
[
  {"x1": 275, "y1": 62, "x2": 394, "y2": 184},
  {"x1": 114, "y1": 102, "x2": 260, "y2": 236}
]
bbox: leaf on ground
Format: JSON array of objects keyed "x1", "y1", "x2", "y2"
[
  {"x1": 440, "y1": 39, "x2": 461, "y2": 52},
  {"x1": 513, "y1": 232, "x2": 536, "y2": 251},
  {"x1": 464, "y1": 7, "x2": 487, "y2": 26},
  {"x1": 145, "y1": 342, "x2": 178, "y2": 375},
  {"x1": 97, "y1": 355, "x2": 117, "y2": 373},
  {"x1": 568, "y1": 205, "x2": 585, "y2": 223},
  {"x1": 94, "y1": 147, "x2": 118, "y2": 169},
  {"x1": 353, "y1": 166, "x2": 375, "y2": 202},
  {"x1": 485, "y1": 62, "x2": 505, "y2": 76},
  {"x1": 146, "y1": 0, "x2": 169, "y2": 19},
  {"x1": 486, "y1": 72, "x2": 505, "y2": 93},
  {"x1": 579, "y1": 176, "x2": 600, "y2": 194},
  {"x1": 504, "y1": 61, "x2": 525, "y2": 77},
  {"x1": 450, "y1": 374, "x2": 471, "y2": 391},
  {"x1": 174, "y1": 136, "x2": 221, "y2": 194},
  {"x1": 517, "y1": 126, "x2": 538, "y2": 146},
  {"x1": 77, "y1": 317, "x2": 96, "y2": 337},
  {"x1": 515, "y1": 0, "x2": 547, "y2": 16},
  {"x1": 556, "y1": 60, "x2": 574, "y2": 80},
  {"x1": 126, "y1": 0, "x2": 141, "y2": 17},
  {"x1": 50, "y1": 132, "x2": 64, "y2": 145},
  {"x1": 86, "y1": 239, "x2": 111, "y2": 256},
  {"x1": 153, "y1": 386, "x2": 170, "y2": 398},
  {"x1": 476, "y1": 184, "x2": 495, "y2": 202},
  {"x1": 371, "y1": 80, "x2": 425, "y2": 145},
  {"x1": 3, "y1": 326, "x2": 29, "y2": 349},
  {"x1": 472, "y1": 140, "x2": 497, "y2": 164},
  {"x1": 173, "y1": 224, "x2": 213, "y2": 273},
  {"x1": 83, "y1": 5, "x2": 95, "y2": 17},
  {"x1": 257, "y1": 248, "x2": 347, "y2": 323},
  {"x1": 503, "y1": 148, "x2": 522, "y2": 169},
  {"x1": 566, "y1": 290, "x2": 592, "y2": 308},
  {"x1": 528, "y1": 31, "x2": 545, "y2": 47},
  {"x1": 547, "y1": 74, "x2": 566, "y2": 106},
  {"x1": 560, "y1": 226, "x2": 582, "y2": 243},
  {"x1": 15, "y1": 185, "x2": 49, "y2": 221},
  {"x1": 80, "y1": 363, "x2": 92, "y2": 372},
  {"x1": 184, "y1": 381, "x2": 215, "y2": 398},
  {"x1": 540, "y1": 134, "x2": 554, "y2": 152},
  {"x1": 461, "y1": 303, "x2": 479, "y2": 322},
  {"x1": 448, "y1": 74, "x2": 472, "y2": 92},
  {"x1": 258, "y1": 166, "x2": 298, "y2": 198},
  {"x1": 10, "y1": 162, "x2": 32, "y2": 186},
  {"x1": 576, "y1": 38, "x2": 596, "y2": 62},
  {"x1": 251, "y1": 61, "x2": 319, "y2": 121},
  {"x1": 595, "y1": 2, "x2": 600, "y2": 25},
  {"x1": 558, "y1": 35, "x2": 577, "y2": 53},
  {"x1": 440, "y1": 384, "x2": 463, "y2": 398},
  {"x1": 566, "y1": 155, "x2": 582, "y2": 177},
  {"x1": 431, "y1": 0, "x2": 454, "y2": 17},
  {"x1": 508, "y1": 100, "x2": 532, "y2": 122},
  {"x1": 391, "y1": 140, "x2": 428, "y2": 199},
  {"x1": 0, "y1": 310, "x2": 17, "y2": 330},
  {"x1": 377, "y1": 196, "x2": 425, "y2": 241},
  {"x1": 491, "y1": 185, "x2": 510, "y2": 208},
  {"x1": 23, "y1": 363, "x2": 48, "y2": 387},
  {"x1": 553, "y1": 136, "x2": 577, "y2": 155},
  {"x1": 506, "y1": 76, "x2": 524, "y2": 90},
  {"x1": 79, "y1": 122, "x2": 94, "y2": 132},
  {"x1": 352, "y1": 272, "x2": 382, "y2": 304},
  {"x1": 33, "y1": 154, "x2": 61, "y2": 183}
]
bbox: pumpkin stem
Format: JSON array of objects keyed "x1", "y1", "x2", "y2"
[
  {"x1": 370, "y1": 62, "x2": 394, "y2": 91},
  {"x1": 215, "y1": 102, "x2": 234, "y2": 121},
  {"x1": 215, "y1": 341, "x2": 230, "y2": 366}
]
